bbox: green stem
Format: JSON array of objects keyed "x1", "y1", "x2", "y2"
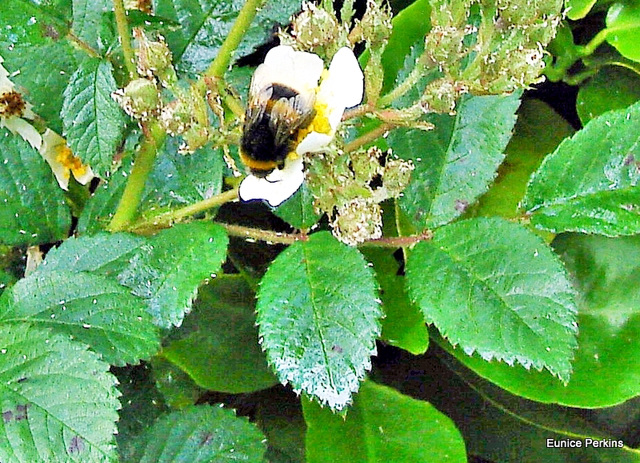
[
  {"x1": 379, "y1": 56, "x2": 433, "y2": 107},
  {"x1": 343, "y1": 124, "x2": 392, "y2": 152},
  {"x1": 576, "y1": 28, "x2": 611, "y2": 58},
  {"x1": 130, "y1": 188, "x2": 239, "y2": 234},
  {"x1": 113, "y1": 0, "x2": 137, "y2": 79},
  {"x1": 108, "y1": 121, "x2": 166, "y2": 231}
]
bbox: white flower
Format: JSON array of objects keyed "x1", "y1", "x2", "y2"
[
  {"x1": 0, "y1": 55, "x2": 41, "y2": 150},
  {"x1": 39, "y1": 129, "x2": 94, "y2": 190},
  {"x1": 239, "y1": 45, "x2": 364, "y2": 207}
]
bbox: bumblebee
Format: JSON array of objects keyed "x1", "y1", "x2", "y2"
[{"x1": 240, "y1": 83, "x2": 316, "y2": 178}]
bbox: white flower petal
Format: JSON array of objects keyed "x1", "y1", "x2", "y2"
[
  {"x1": 296, "y1": 131, "x2": 333, "y2": 154},
  {"x1": 318, "y1": 47, "x2": 364, "y2": 111},
  {"x1": 239, "y1": 156, "x2": 304, "y2": 207},
  {"x1": 251, "y1": 46, "x2": 324, "y2": 96},
  {"x1": 2, "y1": 117, "x2": 42, "y2": 150},
  {"x1": 73, "y1": 165, "x2": 94, "y2": 185},
  {"x1": 0, "y1": 55, "x2": 14, "y2": 91},
  {"x1": 39, "y1": 129, "x2": 70, "y2": 189}
]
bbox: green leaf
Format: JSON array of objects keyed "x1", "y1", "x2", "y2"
[
  {"x1": 255, "y1": 390, "x2": 306, "y2": 463},
  {"x1": 77, "y1": 165, "x2": 130, "y2": 234},
  {"x1": 523, "y1": 100, "x2": 640, "y2": 236},
  {"x1": 0, "y1": 129, "x2": 71, "y2": 246},
  {"x1": 257, "y1": 232, "x2": 382, "y2": 411},
  {"x1": 131, "y1": 405, "x2": 266, "y2": 463},
  {"x1": 303, "y1": 380, "x2": 467, "y2": 463},
  {"x1": 0, "y1": 324, "x2": 120, "y2": 462},
  {"x1": 566, "y1": 0, "x2": 598, "y2": 20},
  {"x1": 390, "y1": 93, "x2": 520, "y2": 231},
  {"x1": 118, "y1": 222, "x2": 228, "y2": 328},
  {"x1": 361, "y1": 248, "x2": 429, "y2": 355},
  {"x1": 162, "y1": 275, "x2": 278, "y2": 393},
  {"x1": 475, "y1": 99, "x2": 574, "y2": 219},
  {"x1": 606, "y1": 2, "x2": 640, "y2": 63},
  {"x1": 62, "y1": 58, "x2": 126, "y2": 177},
  {"x1": 440, "y1": 233, "x2": 640, "y2": 408},
  {"x1": 71, "y1": 0, "x2": 112, "y2": 52},
  {"x1": 0, "y1": 2, "x2": 75, "y2": 133},
  {"x1": 274, "y1": 183, "x2": 321, "y2": 230},
  {"x1": 38, "y1": 232, "x2": 145, "y2": 276},
  {"x1": 1, "y1": 270, "x2": 159, "y2": 366},
  {"x1": 576, "y1": 66, "x2": 640, "y2": 125},
  {"x1": 155, "y1": 0, "x2": 303, "y2": 75},
  {"x1": 406, "y1": 217, "x2": 578, "y2": 381}
]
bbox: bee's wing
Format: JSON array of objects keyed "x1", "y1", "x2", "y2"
[
  {"x1": 269, "y1": 93, "x2": 315, "y2": 147},
  {"x1": 244, "y1": 85, "x2": 273, "y2": 130}
]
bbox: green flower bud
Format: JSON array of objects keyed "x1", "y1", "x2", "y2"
[
  {"x1": 112, "y1": 78, "x2": 160, "y2": 120},
  {"x1": 291, "y1": 3, "x2": 341, "y2": 51}
]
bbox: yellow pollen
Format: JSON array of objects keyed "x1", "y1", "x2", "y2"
[
  {"x1": 56, "y1": 145, "x2": 87, "y2": 177},
  {"x1": 297, "y1": 101, "x2": 332, "y2": 144}
]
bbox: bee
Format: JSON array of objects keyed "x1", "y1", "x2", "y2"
[{"x1": 240, "y1": 82, "x2": 316, "y2": 178}]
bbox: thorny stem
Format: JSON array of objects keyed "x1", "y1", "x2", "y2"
[
  {"x1": 113, "y1": 0, "x2": 137, "y2": 79},
  {"x1": 342, "y1": 103, "x2": 374, "y2": 121},
  {"x1": 378, "y1": 52, "x2": 433, "y2": 107},
  {"x1": 130, "y1": 188, "x2": 239, "y2": 234},
  {"x1": 108, "y1": 121, "x2": 166, "y2": 231},
  {"x1": 343, "y1": 123, "x2": 392, "y2": 153}
]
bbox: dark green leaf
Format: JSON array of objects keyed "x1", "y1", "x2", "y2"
[
  {"x1": 71, "y1": 0, "x2": 112, "y2": 52},
  {"x1": 118, "y1": 222, "x2": 228, "y2": 328},
  {"x1": 606, "y1": 2, "x2": 640, "y2": 63},
  {"x1": 523, "y1": 100, "x2": 640, "y2": 236},
  {"x1": 475, "y1": 99, "x2": 574, "y2": 219},
  {"x1": 390, "y1": 93, "x2": 520, "y2": 230},
  {"x1": 576, "y1": 66, "x2": 640, "y2": 125},
  {"x1": 257, "y1": 232, "x2": 382, "y2": 411},
  {"x1": 274, "y1": 183, "x2": 321, "y2": 230},
  {"x1": 150, "y1": 357, "x2": 202, "y2": 409},
  {"x1": 62, "y1": 58, "x2": 126, "y2": 177},
  {"x1": 0, "y1": 2, "x2": 75, "y2": 133},
  {"x1": 1, "y1": 270, "x2": 159, "y2": 365},
  {"x1": 440, "y1": 233, "x2": 640, "y2": 408},
  {"x1": 77, "y1": 164, "x2": 130, "y2": 234},
  {"x1": 361, "y1": 248, "x2": 429, "y2": 355},
  {"x1": 0, "y1": 129, "x2": 71, "y2": 246},
  {"x1": 406, "y1": 217, "x2": 578, "y2": 381},
  {"x1": 162, "y1": 275, "x2": 278, "y2": 393},
  {"x1": 303, "y1": 380, "x2": 467, "y2": 463},
  {"x1": 0, "y1": 324, "x2": 120, "y2": 462},
  {"x1": 131, "y1": 405, "x2": 266, "y2": 463},
  {"x1": 155, "y1": 0, "x2": 303, "y2": 75}
]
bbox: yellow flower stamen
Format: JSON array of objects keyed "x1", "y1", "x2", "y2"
[
  {"x1": 55, "y1": 144, "x2": 88, "y2": 178},
  {"x1": 0, "y1": 90, "x2": 27, "y2": 118}
]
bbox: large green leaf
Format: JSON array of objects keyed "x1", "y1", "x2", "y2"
[
  {"x1": 0, "y1": 270, "x2": 159, "y2": 366},
  {"x1": 257, "y1": 232, "x2": 382, "y2": 411},
  {"x1": 131, "y1": 405, "x2": 266, "y2": 463},
  {"x1": 161, "y1": 275, "x2": 277, "y2": 393},
  {"x1": 0, "y1": 0, "x2": 75, "y2": 133},
  {"x1": 0, "y1": 324, "x2": 120, "y2": 462},
  {"x1": 71, "y1": 0, "x2": 112, "y2": 52},
  {"x1": 440, "y1": 233, "x2": 640, "y2": 408},
  {"x1": 406, "y1": 217, "x2": 578, "y2": 381},
  {"x1": 118, "y1": 222, "x2": 228, "y2": 328},
  {"x1": 606, "y1": 2, "x2": 640, "y2": 63},
  {"x1": 576, "y1": 66, "x2": 640, "y2": 125},
  {"x1": 0, "y1": 129, "x2": 71, "y2": 246},
  {"x1": 304, "y1": 380, "x2": 467, "y2": 463},
  {"x1": 155, "y1": 0, "x2": 303, "y2": 75},
  {"x1": 274, "y1": 183, "x2": 321, "y2": 230},
  {"x1": 390, "y1": 93, "x2": 520, "y2": 230},
  {"x1": 61, "y1": 58, "x2": 126, "y2": 177},
  {"x1": 523, "y1": 100, "x2": 640, "y2": 236}
]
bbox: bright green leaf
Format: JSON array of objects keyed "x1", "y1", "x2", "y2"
[
  {"x1": 303, "y1": 380, "x2": 467, "y2": 463},
  {"x1": 0, "y1": 129, "x2": 71, "y2": 246},
  {"x1": 576, "y1": 66, "x2": 640, "y2": 125},
  {"x1": 62, "y1": 58, "x2": 126, "y2": 177},
  {"x1": 390, "y1": 93, "x2": 520, "y2": 230},
  {"x1": 274, "y1": 183, "x2": 321, "y2": 230},
  {"x1": 71, "y1": 0, "x2": 112, "y2": 52},
  {"x1": 1, "y1": 270, "x2": 159, "y2": 366},
  {"x1": 155, "y1": 0, "x2": 303, "y2": 75},
  {"x1": 257, "y1": 232, "x2": 382, "y2": 411},
  {"x1": 0, "y1": 324, "x2": 120, "y2": 462},
  {"x1": 606, "y1": 2, "x2": 640, "y2": 63},
  {"x1": 77, "y1": 165, "x2": 130, "y2": 234},
  {"x1": 566, "y1": 0, "x2": 598, "y2": 20},
  {"x1": 361, "y1": 248, "x2": 429, "y2": 355},
  {"x1": 162, "y1": 275, "x2": 278, "y2": 393},
  {"x1": 131, "y1": 405, "x2": 266, "y2": 463},
  {"x1": 475, "y1": 99, "x2": 574, "y2": 219},
  {"x1": 523, "y1": 100, "x2": 640, "y2": 236},
  {"x1": 118, "y1": 222, "x2": 228, "y2": 328},
  {"x1": 440, "y1": 233, "x2": 640, "y2": 408},
  {"x1": 406, "y1": 217, "x2": 578, "y2": 381}
]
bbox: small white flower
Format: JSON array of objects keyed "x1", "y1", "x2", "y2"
[
  {"x1": 39, "y1": 129, "x2": 94, "y2": 190},
  {"x1": 239, "y1": 46, "x2": 364, "y2": 207}
]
